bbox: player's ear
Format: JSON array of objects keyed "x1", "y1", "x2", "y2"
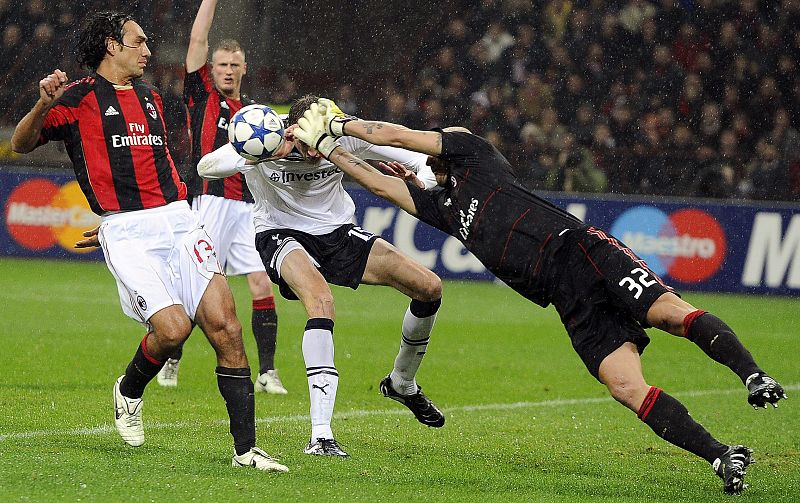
[
  {"x1": 105, "y1": 36, "x2": 118, "y2": 56},
  {"x1": 242, "y1": 61, "x2": 247, "y2": 76}
]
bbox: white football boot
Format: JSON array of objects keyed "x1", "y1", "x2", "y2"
[
  {"x1": 156, "y1": 358, "x2": 180, "y2": 387},
  {"x1": 232, "y1": 447, "x2": 289, "y2": 472},
  {"x1": 113, "y1": 376, "x2": 144, "y2": 447},
  {"x1": 255, "y1": 369, "x2": 288, "y2": 395}
]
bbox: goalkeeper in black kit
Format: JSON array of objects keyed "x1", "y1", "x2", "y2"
[{"x1": 289, "y1": 99, "x2": 787, "y2": 495}]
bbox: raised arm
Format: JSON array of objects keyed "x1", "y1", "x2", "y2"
[
  {"x1": 11, "y1": 69, "x2": 68, "y2": 153},
  {"x1": 294, "y1": 104, "x2": 418, "y2": 215},
  {"x1": 186, "y1": 0, "x2": 217, "y2": 73}
]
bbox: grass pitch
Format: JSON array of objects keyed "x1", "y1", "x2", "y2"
[{"x1": 0, "y1": 257, "x2": 798, "y2": 502}]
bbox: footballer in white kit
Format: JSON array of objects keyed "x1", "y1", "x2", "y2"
[
  {"x1": 199, "y1": 100, "x2": 445, "y2": 458},
  {"x1": 203, "y1": 135, "x2": 435, "y2": 235}
]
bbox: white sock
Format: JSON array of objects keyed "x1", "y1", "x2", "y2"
[
  {"x1": 302, "y1": 319, "x2": 338, "y2": 440},
  {"x1": 390, "y1": 304, "x2": 437, "y2": 395}
]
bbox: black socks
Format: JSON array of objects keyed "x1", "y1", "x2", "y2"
[
  {"x1": 684, "y1": 311, "x2": 761, "y2": 384},
  {"x1": 119, "y1": 337, "x2": 164, "y2": 399},
  {"x1": 216, "y1": 366, "x2": 256, "y2": 456},
  {"x1": 252, "y1": 298, "x2": 278, "y2": 375},
  {"x1": 638, "y1": 386, "x2": 728, "y2": 463}
]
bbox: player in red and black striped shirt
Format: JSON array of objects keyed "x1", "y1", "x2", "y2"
[
  {"x1": 169, "y1": 0, "x2": 285, "y2": 394},
  {"x1": 11, "y1": 11, "x2": 286, "y2": 472},
  {"x1": 294, "y1": 101, "x2": 788, "y2": 493}
]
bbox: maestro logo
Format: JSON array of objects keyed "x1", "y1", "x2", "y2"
[
  {"x1": 4, "y1": 178, "x2": 100, "y2": 253},
  {"x1": 609, "y1": 206, "x2": 726, "y2": 283}
]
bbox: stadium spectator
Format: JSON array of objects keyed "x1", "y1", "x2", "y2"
[
  {"x1": 268, "y1": 73, "x2": 299, "y2": 107},
  {"x1": 479, "y1": 20, "x2": 515, "y2": 63},
  {"x1": 517, "y1": 74, "x2": 554, "y2": 124},
  {"x1": 590, "y1": 123, "x2": 623, "y2": 192},
  {"x1": 747, "y1": 140, "x2": 791, "y2": 201},
  {"x1": 0, "y1": 24, "x2": 23, "y2": 113},
  {"x1": 693, "y1": 161, "x2": 739, "y2": 199},
  {"x1": 295, "y1": 99, "x2": 787, "y2": 495},
  {"x1": 672, "y1": 22, "x2": 711, "y2": 72},
  {"x1": 542, "y1": 0, "x2": 573, "y2": 42},
  {"x1": 20, "y1": 0, "x2": 48, "y2": 38},
  {"x1": 618, "y1": 0, "x2": 656, "y2": 35},
  {"x1": 771, "y1": 108, "x2": 800, "y2": 164},
  {"x1": 569, "y1": 102, "x2": 597, "y2": 148},
  {"x1": 167, "y1": 0, "x2": 287, "y2": 395},
  {"x1": 333, "y1": 83, "x2": 358, "y2": 116},
  {"x1": 664, "y1": 123, "x2": 699, "y2": 195},
  {"x1": 10, "y1": 11, "x2": 287, "y2": 472},
  {"x1": 378, "y1": 90, "x2": 415, "y2": 126}
]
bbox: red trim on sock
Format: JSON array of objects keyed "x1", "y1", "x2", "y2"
[
  {"x1": 140, "y1": 333, "x2": 162, "y2": 365},
  {"x1": 637, "y1": 386, "x2": 662, "y2": 420},
  {"x1": 253, "y1": 296, "x2": 275, "y2": 310},
  {"x1": 682, "y1": 309, "x2": 707, "y2": 337}
]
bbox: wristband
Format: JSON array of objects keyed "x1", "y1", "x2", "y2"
[
  {"x1": 315, "y1": 135, "x2": 341, "y2": 158},
  {"x1": 329, "y1": 116, "x2": 354, "y2": 137}
]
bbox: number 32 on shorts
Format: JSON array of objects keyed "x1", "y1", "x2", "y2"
[{"x1": 618, "y1": 267, "x2": 657, "y2": 299}]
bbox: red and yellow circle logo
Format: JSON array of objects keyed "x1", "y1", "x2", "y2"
[{"x1": 5, "y1": 178, "x2": 100, "y2": 253}]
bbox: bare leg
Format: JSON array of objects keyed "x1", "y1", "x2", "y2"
[
  {"x1": 280, "y1": 250, "x2": 340, "y2": 446},
  {"x1": 194, "y1": 273, "x2": 254, "y2": 456}
]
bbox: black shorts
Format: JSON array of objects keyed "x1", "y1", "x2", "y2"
[
  {"x1": 550, "y1": 226, "x2": 675, "y2": 380},
  {"x1": 255, "y1": 224, "x2": 379, "y2": 300}
]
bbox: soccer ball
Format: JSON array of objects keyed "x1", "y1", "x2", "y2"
[{"x1": 228, "y1": 104, "x2": 285, "y2": 161}]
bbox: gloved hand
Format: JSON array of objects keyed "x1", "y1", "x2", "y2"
[
  {"x1": 295, "y1": 102, "x2": 341, "y2": 159},
  {"x1": 317, "y1": 98, "x2": 356, "y2": 137}
]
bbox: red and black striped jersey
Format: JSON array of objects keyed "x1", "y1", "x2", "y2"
[
  {"x1": 184, "y1": 64, "x2": 253, "y2": 202},
  {"x1": 407, "y1": 131, "x2": 584, "y2": 307},
  {"x1": 39, "y1": 75, "x2": 187, "y2": 215}
]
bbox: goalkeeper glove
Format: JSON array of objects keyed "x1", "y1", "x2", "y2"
[
  {"x1": 317, "y1": 97, "x2": 356, "y2": 137},
  {"x1": 295, "y1": 102, "x2": 341, "y2": 159}
]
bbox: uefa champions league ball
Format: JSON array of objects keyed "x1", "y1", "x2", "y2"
[{"x1": 228, "y1": 104, "x2": 285, "y2": 161}]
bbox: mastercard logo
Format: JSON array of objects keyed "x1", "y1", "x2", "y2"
[
  {"x1": 609, "y1": 206, "x2": 726, "y2": 283},
  {"x1": 4, "y1": 178, "x2": 100, "y2": 253}
]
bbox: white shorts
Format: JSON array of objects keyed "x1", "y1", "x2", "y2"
[
  {"x1": 192, "y1": 195, "x2": 265, "y2": 276},
  {"x1": 98, "y1": 201, "x2": 222, "y2": 327}
]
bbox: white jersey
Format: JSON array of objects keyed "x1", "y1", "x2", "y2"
[{"x1": 200, "y1": 137, "x2": 435, "y2": 235}]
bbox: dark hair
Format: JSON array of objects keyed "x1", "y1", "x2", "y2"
[
  {"x1": 76, "y1": 11, "x2": 135, "y2": 71},
  {"x1": 287, "y1": 94, "x2": 319, "y2": 126}
]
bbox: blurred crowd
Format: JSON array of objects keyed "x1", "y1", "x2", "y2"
[
  {"x1": 381, "y1": 0, "x2": 800, "y2": 201},
  {"x1": 2, "y1": 0, "x2": 799, "y2": 202}
]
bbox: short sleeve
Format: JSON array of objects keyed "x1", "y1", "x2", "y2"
[
  {"x1": 183, "y1": 65, "x2": 213, "y2": 107},
  {"x1": 406, "y1": 182, "x2": 451, "y2": 234},
  {"x1": 39, "y1": 104, "x2": 74, "y2": 144},
  {"x1": 439, "y1": 131, "x2": 493, "y2": 161}
]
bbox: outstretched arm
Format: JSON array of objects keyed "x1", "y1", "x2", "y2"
[
  {"x1": 186, "y1": 0, "x2": 217, "y2": 73},
  {"x1": 328, "y1": 148, "x2": 418, "y2": 215},
  {"x1": 198, "y1": 142, "x2": 248, "y2": 179},
  {"x1": 340, "y1": 120, "x2": 443, "y2": 157}
]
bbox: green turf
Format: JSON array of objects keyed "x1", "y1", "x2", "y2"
[{"x1": 0, "y1": 257, "x2": 797, "y2": 502}]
